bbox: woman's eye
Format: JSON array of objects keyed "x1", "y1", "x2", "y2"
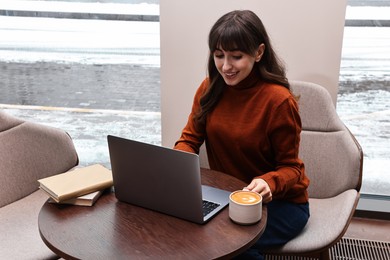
[
  {"x1": 233, "y1": 55, "x2": 242, "y2": 60},
  {"x1": 214, "y1": 54, "x2": 224, "y2": 59}
]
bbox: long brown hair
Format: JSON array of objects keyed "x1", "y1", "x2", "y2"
[{"x1": 195, "y1": 10, "x2": 289, "y2": 124}]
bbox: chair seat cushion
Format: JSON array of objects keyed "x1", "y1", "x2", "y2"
[
  {"x1": 266, "y1": 189, "x2": 358, "y2": 254},
  {"x1": 0, "y1": 190, "x2": 58, "y2": 260}
]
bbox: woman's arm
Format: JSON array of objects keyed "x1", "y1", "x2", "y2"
[
  {"x1": 248, "y1": 96, "x2": 308, "y2": 202},
  {"x1": 174, "y1": 79, "x2": 209, "y2": 154}
]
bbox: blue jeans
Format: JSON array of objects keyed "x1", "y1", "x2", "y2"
[{"x1": 235, "y1": 200, "x2": 310, "y2": 260}]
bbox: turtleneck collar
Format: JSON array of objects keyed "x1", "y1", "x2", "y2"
[{"x1": 226, "y1": 68, "x2": 260, "y2": 90}]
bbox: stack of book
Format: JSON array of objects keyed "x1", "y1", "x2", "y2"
[{"x1": 38, "y1": 164, "x2": 113, "y2": 206}]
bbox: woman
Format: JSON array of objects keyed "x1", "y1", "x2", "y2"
[{"x1": 174, "y1": 10, "x2": 310, "y2": 259}]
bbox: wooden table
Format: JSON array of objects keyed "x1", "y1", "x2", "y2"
[{"x1": 39, "y1": 168, "x2": 267, "y2": 259}]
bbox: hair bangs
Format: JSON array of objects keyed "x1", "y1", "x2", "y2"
[{"x1": 210, "y1": 22, "x2": 255, "y2": 55}]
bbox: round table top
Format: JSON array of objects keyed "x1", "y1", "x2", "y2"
[{"x1": 39, "y1": 168, "x2": 267, "y2": 259}]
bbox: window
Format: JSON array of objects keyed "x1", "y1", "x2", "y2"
[
  {"x1": 337, "y1": 1, "x2": 390, "y2": 202},
  {"x1": 0, "y1": 0, "x2": 161, "y2": 167}
]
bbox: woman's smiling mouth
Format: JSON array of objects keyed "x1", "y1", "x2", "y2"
[{"x1": 225, "y1": 72, "x2": 238, "y2": 79}]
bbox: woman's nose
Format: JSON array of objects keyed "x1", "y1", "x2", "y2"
[{"x1": 222, "y1": 58, "x2": 232, "y2": 71}]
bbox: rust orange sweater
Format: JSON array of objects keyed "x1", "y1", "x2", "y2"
[{"x1": 175, "y1": 75, "x2": 309, "y2": 204}]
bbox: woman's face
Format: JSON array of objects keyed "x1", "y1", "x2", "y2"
[{"x1": 213, "y1": 44, "x2": 264, "y2": 86}]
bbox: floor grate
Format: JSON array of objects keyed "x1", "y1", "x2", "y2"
[
  {"x1": 264, "y1": 237, "x2": 390, "y2": 260},
  {"x1": 330, "y1": 237, "x2": 390, "y2": 260},
  {"x1": 265, "y1": 256, "x2": 318, "y2": 260}
]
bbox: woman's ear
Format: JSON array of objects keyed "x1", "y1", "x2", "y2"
[{"x1": 255, "y1": 44, "x2": 265, "y2": 62}]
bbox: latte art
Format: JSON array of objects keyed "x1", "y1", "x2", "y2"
[{"x1": 231, "y1": 191, "x2": 261, "y2": 205}]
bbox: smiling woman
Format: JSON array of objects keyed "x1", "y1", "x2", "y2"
[{"x1": 174, "y1": 10, "x2": 310, "y2": 259}]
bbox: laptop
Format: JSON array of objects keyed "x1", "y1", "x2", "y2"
[{"x1": 107, "y1": 135, "x2": 230, "y2": 224}]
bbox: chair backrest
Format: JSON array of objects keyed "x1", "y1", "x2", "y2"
[
  {"x1": 0, "y1": 111, "x2": 79, "y2": 207},
  {"x1": 290, "y1": 81, "x2": 363, "y2": 198}
]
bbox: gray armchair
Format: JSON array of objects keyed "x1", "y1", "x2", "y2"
[
  {"x1": 0, "y1": 111, "x2": 79, "y2": 259},
  {"x1": 199, "y1": 80, "x2": 363, "y2": 259},
  {"x1": 263, "y1": 81, "x2": 363, "y2": 259}
]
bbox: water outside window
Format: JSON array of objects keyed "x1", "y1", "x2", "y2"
[
  {"x1": 337, "y1": 3, "x2": 390, "y2": 196},
  {"x1": 0, "y1": 0, "x2": 389, "y2": 197}
]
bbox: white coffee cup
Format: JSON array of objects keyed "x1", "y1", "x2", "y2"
[{"x1": 229, "y1": 190, "x2": 262, "y2": 225}]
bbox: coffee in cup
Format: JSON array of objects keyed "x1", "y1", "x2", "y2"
[{"x1": 229, "y1": 190, "x2": 262, "y2": 225}]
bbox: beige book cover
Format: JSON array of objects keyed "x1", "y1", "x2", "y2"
[
  {"x1": 38, "y1": 164, "x2": 113, "y2": 203},
  {"x1": 48, "y1": 189, "x2": 105, "y2": 206}
]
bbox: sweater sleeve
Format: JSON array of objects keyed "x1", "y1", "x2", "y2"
[
  {"x1": 173, "y1": 79, "x2": 208, "y2": 154},
  {"x1": 259, "y1": 96, "x2": 308, "y2": 200}
]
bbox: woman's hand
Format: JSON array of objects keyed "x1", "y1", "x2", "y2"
[{"x1": 243, "y1": 178, "x2": 272, "y2": 203}]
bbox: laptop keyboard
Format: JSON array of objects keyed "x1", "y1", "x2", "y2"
[{"x1": 202, "y1": 200, "x2": 220, "y2": 217}]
